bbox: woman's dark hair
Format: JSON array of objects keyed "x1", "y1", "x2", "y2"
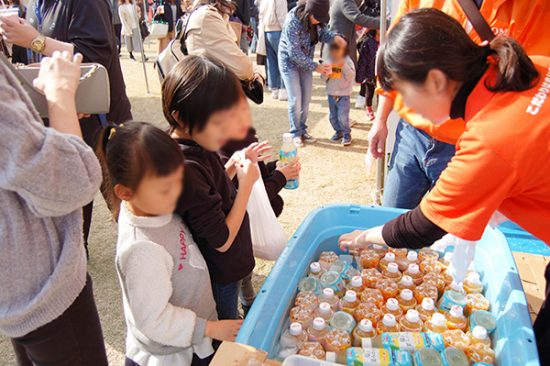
[
  {"x1": 162, "y1": 55, "x2": 244, "y2": 134},
  {"x1": 377, "y1": 9, "x2": 539, "y2": 93},
  {"x1": 194, "y1": 0, "x2": 235, "y2": 16},
  {"x1": 118, "y1": 0, "x2": 133, "y2": 4},
  {"x1": 294, "y1": 1, "x2": 312, "y2": 28},
  {"x1": 95, "y1": 122, "x2": 184, "y2": 219}
]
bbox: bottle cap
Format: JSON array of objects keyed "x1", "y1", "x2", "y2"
[
  {"x1": 407, "y1": 251, "x2": 418, "y2": 261},
  {"x1": 408, "y1": 264, "x2": 420, "y2": 275},
  {"x1": 386, "y1": 298, "x2": 400, "y2": 311},
  {"x1": 431, "y1": 313, "x2": 447, "y2": 327},
  {"x1": 467, "y1": 275, "x2": 483, "y2": 286},
  {"x1": 450, "y1": 281, "x2": 464, "y2": 292},
  {"x1": 384, "y1": 252, "x2": 396, "y2": 262},
  {"x1": 310, "y1": 262, "x2": 321, "y2": 274},
  {"x1": 472, "y1": 326, "x2": 488, "y2": 340},
  {"x1": 421, "y1": 298, "x2": 435, "y2": 311},
  {"x1": 450, "y1": 305, "x2": 464, "y2": 318},
  {"x1": 351, "y1": 276, "x2": 363, "y2": 288},
  {"x1": 383, "y1": 314, "x2": 397, "y2": 327},
  {"x1": 387, "y1": 262, "x2": 399, "y2": 273},
  {"x1": 344, "y1": 290, "x2": 357, "y2": 302},
  {"x1": 401, "y1": 289, "x2": 413, "y2": 301},
  {"x1": 282, "y1": 132, "x2": 293, "y2": 143},
  {"x1": 406, "y1": 309, "x2": 420, "y2": 323},
  {"x1": 312, "y1": 317, "x2": 326, "y2": 330},
  {"x1": 358, "y1": 319, "x2": 374, "y2": 332},
  {"x1": 319, "y1": 302, "x2": 331, "y2": 314},
  {"x1": 400, "y1": 275, "x2": 414, "y2": 287},
  {"x1": 323, "y1": 288, "x2": 335, "y2": 297},
  {"x1": 289, "y1": 322, "x2": 303, "y2": 336}
]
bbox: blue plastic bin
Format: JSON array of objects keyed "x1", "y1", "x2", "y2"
[{"x1": 236, "y1": 204, "x2": 539, "y2": 365}]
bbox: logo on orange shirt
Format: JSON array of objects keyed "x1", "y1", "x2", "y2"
[{"x1": 526, "y1": 65, "x2": 550, "y2": 116}]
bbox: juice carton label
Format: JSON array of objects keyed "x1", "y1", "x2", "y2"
[
  {"x1": 279, "y1": 149, "x2": 298, "y2": 189},
  {"x1": 381, "y1": 332, "x2": 445, "y2": 353},
  {"x1": 346, "y1": 347, "x2": 412, "y2": 366}
]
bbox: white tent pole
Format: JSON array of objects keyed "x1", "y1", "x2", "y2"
[{"x1": 132, "y1": 1, "x2": 151, "y2": 94}]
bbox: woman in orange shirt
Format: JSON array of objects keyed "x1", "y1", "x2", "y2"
[{"x1": 339, "y1": 9, "x2": 550, "y2": 361}]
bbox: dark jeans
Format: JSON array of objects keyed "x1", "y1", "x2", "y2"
[
  {"x1": 125, "y1": 354, "x2": 214, "y2": 366},
  {"x1": 11, "y1": 274, "x2": 107, "y2": 366},
  {"x1": 534, "y1": 261, "x2": 550, "y2": 364},
  {"x1": 212, "y1": 280, "x2": 241, "y2": 320}
]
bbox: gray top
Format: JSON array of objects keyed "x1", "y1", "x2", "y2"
[
  {"x1": 0, "y1": 61, "x2": 102, "y2": 337},
  {"x1": 323, "y1": 55, "x2": 356, "y2": 96}
]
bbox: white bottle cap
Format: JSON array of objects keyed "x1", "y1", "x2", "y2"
[
  {"x1": 450, "y1": 305, "x2": 464, "y2": 318},
  {"x1": 450, "y1": 281, "x2": 464, "y2": 292},
  {"x1": 467, "y1": 275, "x2": 483, "y2": 286},
  {"x1": 407, "y1": 251, "x2": 418, "y2": 261},
  {"x1": 472, "y1": 326, "x2": 488, "y2": 340},
  {"x1": 358, "y1": 319, "x2": 374, "y2": 332},
  {"x1": 401, "y1": 289, "x2": 413, "y2": 301},
  {"x1": 406, "y1": 310, "x2": 420, "y2": 323},
  {"x1": 384, "y1": 252, "x2": 396, "y2": 262},
  {"x1": 387, "y1": 262, "x2": 399, "y2": 273},
  {"x1": 421, "y1": 298, "x2": 435, "y2": 311},
  {"x1": 383, "y1": 314, "x2": 397, "y2": 327},
  {"x1": 323, "y1": 288, "x2": 335, "y2": 297},
  {"x1": 431, "y1": 313, "x2": 447, "y2": 327},
  {"x1": 310, "y1": 262, "x2": 321, "y2": 274},
  {"x1": 408, "y1": 264, "x2": 420, "y2": 275},
  {"x1": 351, "y1": 276, "x2": 363, "y2": 288},
  {"x1": 282, "y1": 133, "x2": 293, "y2": 143},
  {"x1": 468, "y1": 272, "x2": 481, "y2": 281},
  {"x1": 312, "y1": 317, "x2": 326, "y2": 330},
  {"x1": 289, "y1": 322, "x2": 303, "y2": 336},
  {"x1": 319, "y1": 302, "x2": 331, "y2": 314},
  {"x1": 400, "y1": 275, "x2": 414, "y2": 287},
  {"x1": 386, "y1": 298, "x2": 400, "y2": 311},
  {"x1": 344, "y1": 290, "x2": 357, "y2": 302}
]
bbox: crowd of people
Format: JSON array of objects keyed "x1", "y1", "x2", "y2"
[{"x1": 1, "y1": 0, "x2": 550, "y2": 365}]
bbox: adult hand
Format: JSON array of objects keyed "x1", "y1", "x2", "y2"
[
  {"x1": 338, "y1": 226, "x2": 386, "y2": 252},
  {"x1": 244, "y1": 140, "x2": 272, "y2": 163},
  {"x1": 0, "y1": 15, "x2": 39, "y2": 49},
  {"x1": 367, "y1": 118, "x2": 388, "y2": 159},
  {"x1": 34, "y1": 51, "x2": 82, "y2": 103},
  {"x1": 315, "y1": 63, "x2": 332, "y2": 76},
  {"x1": 277, "y1": 159, "x2": 301, "y2": 180}
]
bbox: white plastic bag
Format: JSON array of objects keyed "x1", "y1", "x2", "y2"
[
  {"x1": 246, "y1": 165, "x2": 288, "y2": 261},
  {"x1": 431, "y1": 234, "x2": 476, "y2": 284}
]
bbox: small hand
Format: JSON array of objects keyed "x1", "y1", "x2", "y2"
[
  {"x1": 205, "y1": 320, "x2": 243, "y2": 342},
  {"x1": 276, "y1": 159, "x2": 301, "y2": 180},
  {"x1": 0, "y1": 15, "x2": 39, "y2": 49},
  {"x1": 367, "y1": 118, "x2": 388, "y2": 159},
  {"x1": 315, "y1": 63, "x2": 332, "y2": 76},
  {"x1": 236, "y1": 159, "x2": 260, "y2": 188},
  {"x1": 244, "y1": 140, "x2": 272, "y2": 163}
]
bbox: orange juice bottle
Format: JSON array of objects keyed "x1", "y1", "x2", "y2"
[
  {"x1": 298, "y1": 341, "x2": 326, "y2": 360},
  {"x1": 399, "y1": 309, "x2": 424, "y2": 332},
  {"x1": 376, "y1": 313, "x2": 400, "y2": 334},
  {"x1": 360, "y1": 249, "x2": 380, "y2": 269},
  {"x1": 382, "y1": 298, "x2": 403, "y2": 319},
  {"x1": 383, "y1": 262, "x2": 403, "y2": 282},
  {"x1": 419, "y1": 248, "x2": 439, "y2": 262},
  {"x1": 389, "y1": 247, "x2": 408, "y2": 258},
  {"x1": 289, "y1": 306, "x2": 314, "y2": 329},
  {"x1": 319, "y1": 251, "x2": 339, "y2": 271},
  {"x1": 339, "y1": 290, "x2": 360, "y2": 314},
  {"x1": 353, "y1": 302, "x2": 382, "y2": 325},
  {"x1": 466, "y1": 342, "x2": 496, "y2": 364},
  {"x1": 376, "y1": 278, "x2": 399, "y2": 300},
  {"x1": 463, "y1": 274, "x2": 484, "y2": 294},
  {"x1": 423, "y1": 271, "x2": 445, "y2": 294},
  {"x1": 295, "y1": 291, "x2": 319, "y2": 312},
  {"x1": 369, "y1": 243, "x2": 389, "y2": 258},
  {"x1": 414, "y1": 282, "x2": 439, "y2": 303},
  {"x1": 446, "y1": 306, "x2": 468, "y2": 332},
  {"x1": 397, "y1": 250, "x2": 419, "y2": 271},
  {"x1": 309, "y1": 262, "x2": 324, "y2": 279},
  {"x1": 307, "y1": 317, "x2": 329, "y2": 342},
  {"x1": 319, "y1": 288, "x2": 339, "y2": 310},
  {"x1": 398, "y1": 275, "x2": 416, "y2": 291},
  {"x1": 314, "y1": 302, "x2": 334, "y2": 322},
  {"x1": 424, "y1": 313, "x2": 448, "y2": 334},
  {"x1": 362, "y1": 268, "x2": 383, "y2": 289},
  {"x1": 441, "y1": 270, "x2": 454, "y2": 286},
  {"x1": 360, "y1": 288, "x2": 384, "y2": 308},
  {"x1": 323, "y1": 329, "x2": 352, "y2": 352},
  {"x1": 420, "y1": 259, "x2": 443, "y2": 274},
  {"x1": 348, "y1": 276, "x2": 364, "y2": 293},
  {"x1": 416, "y1": 298, "x2": 436, "y2": 322},
  {"x1": 465, "y1": 293, "x2": 490, "y2": 315},
  {"x1": 407, "y1": 250, "x2": 419, "y2": 265},
  {"x1": 404, "y1": 264, "x2": 424, "y2": 285},
  {"x1": 398, "y1": 289, "x2": 417, "y2": 312},
  {"x1": 379, "y1": 252, "x2": 396, "y2": 272},
  {"x1": 442, "y1": 330, "x2": 470, "y2": 351},
  {"x1": 352, "y1": 319, "x2": 377, "y2": 346},
  {"x1": 467, "y1": 326, "x2": 491, "y2": 347}
]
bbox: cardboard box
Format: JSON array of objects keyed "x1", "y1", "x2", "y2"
[{"x1": 211, "y1": 341, "x2": 282, "y2": 366}]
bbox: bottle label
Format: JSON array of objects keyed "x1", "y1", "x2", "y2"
[
  {"x1": 346, "y1": 347, "x2": 412, "y2": 366},
  {"x1": 382, "y1": 332, "x2": 445, "y2": 353},
  {"x1": 280, "y1": 148, "x2": 299, "y2": 189}
]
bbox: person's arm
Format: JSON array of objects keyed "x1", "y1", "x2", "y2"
[
  {"x1": 262, "y1": 163, "x2": 287, "y2": 200},
  {"x1": 276, "y1": 0, "x2": 288, "y2": 28},
  {"x1": 367, "y1": 93, "x2": 394, "y2": 158},
  {"x1": 285, "y1": 19, "x2": 318, "y2": 71},
  {"x1": 340, "y1": 0, "x2": 379, "y2": 29}
]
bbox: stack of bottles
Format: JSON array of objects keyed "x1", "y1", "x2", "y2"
[{"x1": 279, "y1": 247, "x2": 498, "y2": 366}]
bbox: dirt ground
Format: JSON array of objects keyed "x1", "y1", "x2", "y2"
[{"x1": 0, "y1": 43, "x2": 378, "y2": 364}]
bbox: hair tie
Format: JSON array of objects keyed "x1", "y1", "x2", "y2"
[
  {"x1": 483, "y1": 44, "x2": 494, "y2": 58},
  {"x1": 108, "y1": 128, "x2": 117, "y2": 141}
]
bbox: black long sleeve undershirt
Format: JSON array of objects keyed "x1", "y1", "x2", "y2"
[{"x1": 381, "y1": 207, "x2": 448, "y2": 250}]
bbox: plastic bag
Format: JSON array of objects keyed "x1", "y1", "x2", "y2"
[
  {"x1": 246, "y1": 164, "x2": 288, "y2": 261},
  {"x1": 431, "y1": 234, "x2": 476, "y2": 284}
]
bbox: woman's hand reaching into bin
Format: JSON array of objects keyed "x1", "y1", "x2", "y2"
[
  {"x1": 205, "y1": 319, "x2": 243, "y2": 342},
  {"x1": 338, "y1": 226, "x2": 387, "y2": 253}
]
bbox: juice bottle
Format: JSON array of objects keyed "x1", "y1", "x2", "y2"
[
  {"x1": 369, "y1": 243, "x2": 389, "y2": 258},
  {"x1": 467, "y1": 326, "x2": 491, "y2": 347},
  {"x1": 423, "y1": 272, "x2": 445, "y2": 294},
  {"x1": 445, "y1": 281, "x2": 466, "y2": 294},
  {"x1": 379, "y1": 252, "x2": 396, "y2": 272},
  {"x1": 413, "y1": 349, "x2": 443, "y2": 366},
  {"x1": 397, "y1": 251, "x2": 419, "y2": 272},
  {"x1": 420, "y1": 259, "x2": 443, "y2": 274},
  {"x1": 360, "y1": 288, "x2": 385, "y2": 308},
  {"x1": 445, "y1": 306, "x2": 468, "y2": 332},
  {"x1": 348, "y1": 276, "x2": 364, "y2": 293},
  {"x1": 329, "y1": 259, "x2": 348, "y2": 275},
  {"x1": 280, "y1": 133, "x2": 299, "y2": 189},
  {"x1": 389, "y1": 247, "x2": 408, "y2": 258},
  {"x1": 298, "y1": 341, "x2": 326, "y2": 360},
  {"x1": 382, "y1": 298, "x2": 404, "y2": 319},
  {"x1": 466, "y1": 343, "x2": 496, "y2": 364},
  {"x1": 339, "y1": 290, "x2": 360, "y2": 314},
  {"x1": 463, "y1": 275, "x2": 484, "y2": 294},
  {"x1": 353, "y1": 302, "x2": 382, "y2": 325},
  {"x1": 360, "y1": 249, "x2": 381, "y2": 269},
  {"x1": 424, "y1": 313, "x2": 448, "y2": 334},
  {"x1": 295, "y1": 291, "x2": 319, "y2": 312},
  {"x1": 323, "y1": 329, "x2": 352, "y2": 352},
  {"x1": 318, "y1": 288, "x2": 339, "y2": 310},
  {"x1": 441, "y1": 347, "x2": 469, "y2": 366},
  {"x1": 320, "y1": 271, "x2": 345, "y2": 297},
  {"x1": 362, "y1": 268, "x2": 383, "y2": 288},
  {"x1": 307, "y1": 317, "x2": 329, "y2": 342},
  {"x1": 438, "y1": 287, "x2": 467, "y2": 312},
  {"x1": 360, "y1": 332, "x2": 445, "y2": 353},
  {"x1": 289, "y1": 306, "x2": 313, "y2": 329},
  {"x1": 398, "y1": 289, "x2": 417, "y2": 312},
  {"x1": 399, "y1": 309, "x2": 424, "y2": 332},
  {"x1": 376, "y1": 278, "x2": 400, "y2": 301},
  {"x1": 441, "y1": 270, "x2": 454, "y2": 286},
  {"x1": 309, "y1": 262, "x2": 324, "y2": 279},
  {"x1": 419, "y1": 248, "x2": 439, "y2": 262},
  {"x1": 330, "y1": 311, "x2": 357, "y2": 333},
  {"x1": 442, "y1": 330, "x2": 470, "y2": 351},
  {"x1": 327, "y1": 347, "x2": 413, "y2": 366},
  {"x1": 465, "y1": 293, "x2": 490, "y2": 315},
  {"x1": 352, "y1": 319, "x2": 377, "y2": 346},
  {"x1": 469, "y1": 310, "x2": 496, "y2": 334},
  {"x1": 278, "y1": 322, "x2": 308, "y2": 358},
  {"x1": 298, "y1": 277, "x2": 320, "y2": 295},
  {"x1": 398, "y1": 275, "x2": 416, "y2": 291},
  {"x1": 414, "y1": 283, "x2": 439, "y2": 304},
  {"x1": 383, "y1": 262, "x2": 403, "y2": 282},
  {"x1": 376, "y1": 313, "x2": 400, "y2": 334},
  {"x1": 319, "y1": 251, "x2": 339, "y2": 271},
  {"x1": 416, "y1": 298, "x2": 436, "y2": 322},
  {"x1": 314, "y1": 302, "x2": 334, "y2": 322},
  {"x1": 404, "y1": 264, "x2": 424, "y2": 285}
]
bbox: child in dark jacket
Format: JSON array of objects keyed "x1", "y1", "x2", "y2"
[{"x1": 356, "y1": 29, "x2": 380, "y2": 121}]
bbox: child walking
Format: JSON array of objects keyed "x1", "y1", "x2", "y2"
[
  {"x1": 96, "y1": 122, "x2": 241, "y2": 366},
  {"x1": 356, "y1": 30, "x2": 380, "y2": 120},
  {"x1": 323, "y1": 41, "x2": 356, "y2": 146}
]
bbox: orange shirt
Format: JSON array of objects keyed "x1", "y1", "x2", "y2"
[
  {"x1": 420, "y1": 56, "x2": 550, "y2": 244},
  {"x1": 379, "y1": 0, "x2": 550, "y2": 144}
]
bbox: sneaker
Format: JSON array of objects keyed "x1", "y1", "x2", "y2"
[
  {"x1": 355, "y1": 95, "x2": 366, "y2": 109},
  {"x1": 342, "y1": 134, "x2": 352, "y2": 146},
  {"x1": 293, "y1": 136, "x2": 304, "y2": 147},
  {"x1": 271, "y1": 89, "x2": 279, "y2": 100},
  {"x1": 330, "y1": 132, "x2": 343, "y2": 141},
  {"x1": 366, "y1": 106, "x2": 375, "y2": 121},
  {"x1": 302, "y1": 133, "x2": 317, "y2": 144},
  {"x1": 278, "y1": 89, "x2": 288, "y2": 101}
]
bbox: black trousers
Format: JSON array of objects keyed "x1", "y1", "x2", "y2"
[
  {"x1": 125, "y1": 353, "x2": 214, "y2": 366},
  {"x1": 359, "y1": 80, "x2": 376, "y2": 107},
  {"x1": 11, "y1": 274, "x2": 108, "y2": 366},
  {"x1": 534, "y1": 261, "x2": 550, "y2": 364}
]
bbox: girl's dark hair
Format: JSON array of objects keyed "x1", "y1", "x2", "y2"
[
  {"x1": 377, "y1": 9, "x2": 539, "y2": 93},
  {"x1": 295, "y1": 0, "x2": 313, "y2": 28},
  {"x1": 194, "y1": 0, "x2": 235, "y2": 16},
  {"x1": 95, "y1": 122, "x2": 184, "y2": 219},
  {"x1": 162, "y1": 55, "x2": 244, "y2": 134}
]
